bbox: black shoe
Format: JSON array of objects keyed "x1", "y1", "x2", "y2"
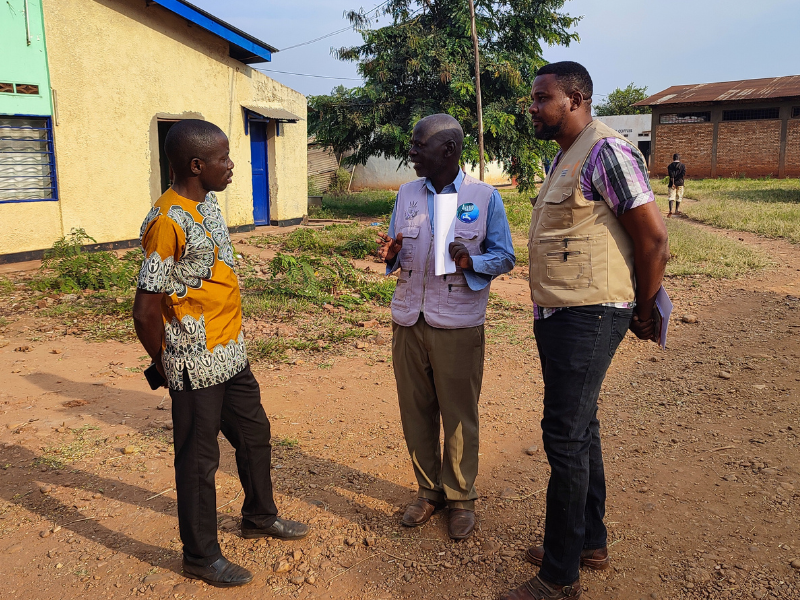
[
  {"x1": 182, "y1": 556, "x2": 253, "y2": 587},
  {"x1": 241, "y1": 517, "x2": 309, "y2": 540}
]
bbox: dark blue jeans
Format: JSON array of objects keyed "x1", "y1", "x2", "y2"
[{"x1": 533, "y1": 305, "x2": 632, "y2": 585}]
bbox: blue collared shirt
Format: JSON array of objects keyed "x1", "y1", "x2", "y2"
[{"x1": 386, "y1": 170, "x2": 516, "y2": 290}]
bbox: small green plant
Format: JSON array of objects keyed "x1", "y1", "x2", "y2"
[
  {"x1": 308, "y1": 177, "x2": 322, "y2": 196},
  {"x1": 274, "y1": 437, "x2": 299, "y2": 448},
  {"x1": 328, "y1": 167, "x2": 352, "y2": 196},
  {"x1": 0, "y1": 276, "x2": 13, "y2": 294},
  {"x1": 32, "y1": 229, "x2": 140, "y2": 292}
]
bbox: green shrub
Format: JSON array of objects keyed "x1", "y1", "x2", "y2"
[
  {"x1": 279, "y1": 223, "x2": 379, "y2": 259},
  {"x1": 32, "y1": 228, "x2": 140, "y2": 292},
  {"x1": 328, "y1": 167, "x2": 352, "y2": 196},
  {"x1": 245, "y1": 252, "x2": 395, "y2": 308},
  {"x1": 308, "y1": 176, "x2": 322, "y2": 196}
]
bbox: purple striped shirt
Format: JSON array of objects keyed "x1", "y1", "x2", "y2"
[{"x1": 534, "y1": 136, "x2": 653, "y2": 320}]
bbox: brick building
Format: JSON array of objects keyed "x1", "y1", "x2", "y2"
[{"x1": 635, "y1": 75, "x2": 800, "y2": 178}]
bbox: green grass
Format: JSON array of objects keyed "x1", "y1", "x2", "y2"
[
  {"x1": 652, "y1": 178, "x2": 800, "y2": 243},
  {"x1": 664, "y1": 216, "x2": 773, "y2": 278},
  {"x1": 274, "y1": 437, "x2": 300, "y2": 449},
  {"x1": 500, "y1": 190, "x2": 535, "y2": 237},
  {"x1": 309, "y1": 190, "x2": 396, "y2": 220},
  {"x1": 0, "y1": 277, "x2": 13, "y2": 295}
]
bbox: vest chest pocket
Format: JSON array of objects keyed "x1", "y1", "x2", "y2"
[
  {"x1": 537, "y1": 236, "x2": 594, "y2": 289},
  {"x1": 454, "y1": 227, "x2": 481, "y2": 253},
  {"x1": 538, "y1": 190, "x2": 593, "y2": 230},
  {"x1": 398, "y1": 226, "x2": 420, "y2": 267}
]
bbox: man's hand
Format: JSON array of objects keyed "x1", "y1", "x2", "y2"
[
  {"x1": 629, "y1": 309, "x2": 657, "y2": 342},
  {"x1": 449, "y1": 241, "x2": 473, "y2": 270},
  {"x1": 376, "y1": 232, "x2": 403, "y2": 262}
]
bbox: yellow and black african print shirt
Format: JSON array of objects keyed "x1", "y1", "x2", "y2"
[{"x1": 137, "y1": 189, "x2": 247, "y2": 391}]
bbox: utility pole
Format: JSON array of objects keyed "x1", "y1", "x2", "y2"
[{"x1": 468, "y1": 0, "x2": 485, "y2": 181}]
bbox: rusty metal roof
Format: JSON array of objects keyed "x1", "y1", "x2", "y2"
[{"x1": 634, "y1": 75, "x2": 800, "y2": 106}]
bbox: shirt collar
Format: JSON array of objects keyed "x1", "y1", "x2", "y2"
[{"x1": 425, "y1": 168, "x2": 465, "y2": 194}]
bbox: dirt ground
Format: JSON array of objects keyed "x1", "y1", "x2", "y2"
[{"x1": 1, "y1": 215, "x2": 799, "y2": 600}]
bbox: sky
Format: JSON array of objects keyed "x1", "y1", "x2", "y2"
[{"x1": 190, "y1": 0, "x2": 800, "y2": 100}]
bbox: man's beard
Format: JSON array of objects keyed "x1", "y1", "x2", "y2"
[
  {"x1": 533, "y1": 108, "x2": 567, "y2": 140},
  {"x1": 534, "y1": 122, "x2": 562, "y2": 140}
]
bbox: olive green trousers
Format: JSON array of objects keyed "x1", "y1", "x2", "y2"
[{"x1": 392, "y1": 315, "x2": 485, "y2": 510}]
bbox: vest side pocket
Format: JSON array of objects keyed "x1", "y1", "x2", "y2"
[
  {"x1": 398, "y1": 226, "x2": 420, "y2": 267},
  {"x1": 536, "y1": 235, "x2": 595, "y2": 290},
  {"x1": 393, "y1": 269, "x2": 411, "y2": 304}
]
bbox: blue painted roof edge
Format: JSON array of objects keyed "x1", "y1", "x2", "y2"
[{"x1": 150, "y1": 0, "x2": 275, "y2": 63}]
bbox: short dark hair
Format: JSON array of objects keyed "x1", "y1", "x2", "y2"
[
  {"x1": 673, "y1": 153, "x2": 680, "y2": 161},
  {"x1": 536, "y1": 61, "x2": 593, "y2": 101},
  {"x1": 164, "y1": 119, "x2": 225, "y2": 174}
]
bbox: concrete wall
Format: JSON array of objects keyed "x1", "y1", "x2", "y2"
[
  {"x1": 0, "y1": 0, "x2": 307, "y2": 256},
  {"x1": 350, "y1": 155, "x2": 512, "y2": 191},
  {"x1": 594, "y1": 114, "x2": 651, "y2": 142},
  {"x1": 650, "y1": 100, "x2": 800, "y2": 178}
]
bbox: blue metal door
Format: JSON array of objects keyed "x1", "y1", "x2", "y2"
[{"x1": 250, "y1": 122, "x2": 270, "y2": 225}]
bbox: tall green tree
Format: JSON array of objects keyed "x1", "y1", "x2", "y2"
[
  {"x1": 308, "y1": 0, "x2": 579, "y2": 191},
  {"x1": 594, "y1": 83, "x2": 651, "y2": 116}
]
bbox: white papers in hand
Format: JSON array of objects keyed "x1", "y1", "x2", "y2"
[
  {"x1": 433, "y1": 193, "x2": 458, "y2": 276},
  {"x1": 655, "y1": 285, "x2": 673, "y2": 349}
]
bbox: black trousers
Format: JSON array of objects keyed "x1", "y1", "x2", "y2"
[
  {"x1": 533, "y1": 305, "x2": 632, "y2": 585},
  {"x1": 170, "y1": 364, "x2": 278, "y2": 566}
]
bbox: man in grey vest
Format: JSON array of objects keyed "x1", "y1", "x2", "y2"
[
  {"x1": 500, "y1": 62, "x2": 669, "y2": 600},
  {"x1": 377, "y1": 114, "x2": 515, "y2": 540}
]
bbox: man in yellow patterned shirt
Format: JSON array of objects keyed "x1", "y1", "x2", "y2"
[{"x1": 133, "y1": 120, "x2": 307, "y2": 587}]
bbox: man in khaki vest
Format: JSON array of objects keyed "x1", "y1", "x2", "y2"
[{"x1": 500, "y1": 63, "x2": 669, "y2": 600}]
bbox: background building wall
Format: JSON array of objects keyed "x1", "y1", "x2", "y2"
[
  {"x1": 716, "y1": 121, "x2": 782, "y2": 178},
  {"x1": 786, "y1": 120, "x2": 800, "y2": 178},
  {"x1": 0, "y1": 0, "x2": 61, "y2": 255},
  {"x1": 350, "y1": 155, "x2": 511, "y2": 191},
  {"x1": 0, "y1": 0, "x2": 52, "y2": 116},
  {"x1": 0, "y1": 0, "x2": 307, "y2": 256},
  {"x1": 652, "y1": 121, "x2": 714, "y2": 178}
]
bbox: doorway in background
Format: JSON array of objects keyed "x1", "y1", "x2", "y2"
[
  {"x1": 249, "y1": 121, "x2": 270, "y2": 225},
  {"x1": 157, "y1": 119, "x2": 179, "y2": 193}
]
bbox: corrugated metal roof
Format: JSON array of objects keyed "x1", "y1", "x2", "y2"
[
  {"x1": 634, "y1": 75, "x2": 800, "y2": 106},
  {"x1": 308, "y1": 146, "x2": 339, "y2": 192},
  {"x1": 243, "y1": 105, "x2": 303, "y2": 122}
]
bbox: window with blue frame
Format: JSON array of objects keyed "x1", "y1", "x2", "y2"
[{"x1": 0, "y1": 115, "x2": 58, "y2": 203}]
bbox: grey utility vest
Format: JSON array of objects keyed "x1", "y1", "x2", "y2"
[{"x1": 391, "y1": 174, "x2": 494, "y2": 329}]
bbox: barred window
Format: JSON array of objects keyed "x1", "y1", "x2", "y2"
[
  {"x1": 0, "y1": 116, "x2": 58, "y2": 203},
  {"x1": 722, "y1": 108, "x2": 779, "y2": 121},
  {"x1": 0, "y1": 83, "x2": 13, "y2": 94},
  {"x1": 659, "y1": 112, "x2": 711, "y2": 124}
]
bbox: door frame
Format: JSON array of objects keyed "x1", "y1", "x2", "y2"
[{"x1": 247, "y1": 115, "x2": 271, "y2": 226}]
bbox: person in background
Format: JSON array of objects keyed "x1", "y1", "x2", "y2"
[
  {"x1": 667, "y1": 153, "x2": 686, "y2": 216},
  {"x1": 133, "y1": 119, "x2": 308, "y2": 588},
  {"x1": 377, "y1": 114, "x2": 515, "y2": 541},
  {"x1": 499, "y1": 62, "x2": 669, "y2": 600}
]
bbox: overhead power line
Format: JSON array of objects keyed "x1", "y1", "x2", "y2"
[
  {"x1": 255, "y1": 68, "x2": 362, "y2": 81},
  {"x1": 279, "y1": 0, "x2": 392, "y2": 51}
]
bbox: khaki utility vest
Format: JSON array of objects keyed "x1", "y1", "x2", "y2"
[{"x1": 528, "y1": 120, "x2": 636, "y2": 307}]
